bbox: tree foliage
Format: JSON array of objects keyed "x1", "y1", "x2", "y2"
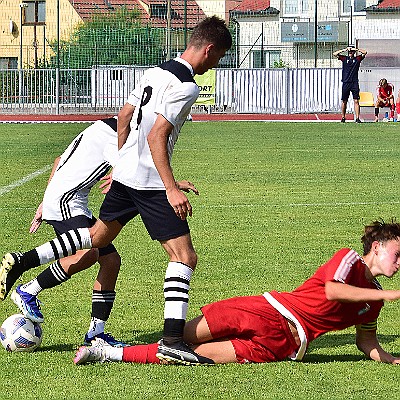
[{"x1": 41, "y1": 7, "x2": 165, "y2": 68}]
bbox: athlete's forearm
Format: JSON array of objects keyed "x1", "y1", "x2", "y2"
[
  {"x1": 325, "y1": 281, "x2": 400, "y2": 302},
  {"x1": 117, "y1": 103, "x2": 135, "y2": 150},
  {"x1": 333, "y1": 48, "x2": 347, "y2": 57},
  {"x1": 147, "y1": 116, "x2": 176, "y2": 191},
  {"x1": 48, "y1": 156, "x2": 61, "y2": 185},
  {"x1": 356, "y1": 329, "x2": 398, "y2": 364}
]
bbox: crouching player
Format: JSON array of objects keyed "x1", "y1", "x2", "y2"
[
  {"x1": 74, "y1": 220, "x2": 400, "y2": 365},
  {"x1": 375, "y1": 79, "x2": 395, "y2": 122}
]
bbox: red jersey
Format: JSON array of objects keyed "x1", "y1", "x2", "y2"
[
  {"x1": 269, "y1": 248, "x2": 383, "y2": 343},
  {"x1": 377, "y1": 84, "x2": 393, "y2": 100}
]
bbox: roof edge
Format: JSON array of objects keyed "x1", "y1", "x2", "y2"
[{"x1": 230, "y1": 7, "x2": 280, "y2": 18}]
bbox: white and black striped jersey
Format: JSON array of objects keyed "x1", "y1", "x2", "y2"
[
  {"x1": 112, "y1": 57, "x2": 200, "y2": 190},
  {"x1": 42, "y1": 118, "x2": 119, "y2": 221}
]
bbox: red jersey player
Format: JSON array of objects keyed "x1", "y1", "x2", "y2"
[
  {"x1": 75, "y1": 220, "x2": 400, "y2": 366},
  {"x1": 375, "y1": 78, "x2": 395, "y2": 122}
]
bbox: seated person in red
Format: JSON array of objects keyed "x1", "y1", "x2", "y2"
[
  {"x1": 375, "y1": 78, "x2": 395, "y2": 122},
  {"x1": 74, "y1": 220, "x2": 400, "y2": 366},
  {"x1": 396, "y1": 89, "x2": 400, "y2": 121}
]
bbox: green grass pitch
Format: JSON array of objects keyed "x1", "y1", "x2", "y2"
[{"x1": 0, "y1": 121, "x2": 400, "y2": 399}]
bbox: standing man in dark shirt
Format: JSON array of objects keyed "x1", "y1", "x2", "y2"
[{"x1": 333, "y1": 46, "x2": 367, "y2": 123}]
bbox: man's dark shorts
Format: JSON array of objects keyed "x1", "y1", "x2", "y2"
[
  {"x1": 99, "y1": 181, "x2": 190, "y2": 241},
  {"x1": 342, "y1": 82, "x2": 360, "y2": 101},
  {"x1": 46, "y1": 215, "x2": 116, "y2": 257}
]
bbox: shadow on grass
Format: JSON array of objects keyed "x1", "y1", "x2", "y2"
[
  {"x1": 303, "y1": 333, "x2": 400, "y2": 363},
  {"x1": 36, "y1": 332, "x2": 400, "y2": 363},
  {"x1": 38, "y1": 343, "x2": 77, "y2": 352},
  {"x1": 130, "y1": 330, "x2": 163, "y2": 344},
  {"x1": 35, "y1": 330, "x2": 164, "y2": 353}
]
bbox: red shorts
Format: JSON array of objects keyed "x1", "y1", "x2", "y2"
[
  {"x1": 377, "y1": 99, "x2": 393, "y2": 108},
  {"x1": 201, "y1": 295, "x2": 299, "y2": 363}
]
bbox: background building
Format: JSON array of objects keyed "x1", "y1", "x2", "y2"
[{"x1": 230, "y1": 0, "x2": 400, "y2": 68}]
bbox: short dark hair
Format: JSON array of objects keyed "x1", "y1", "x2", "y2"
[
  {"x1": 379, "y1": 78, "x2": 387, "y2": 86},
  {"x1": 189, "y1": 16, "x2": 232, "y2": 51},
  {"x1": 361, "y1": 219, "x2": 400, "y2": 255}
]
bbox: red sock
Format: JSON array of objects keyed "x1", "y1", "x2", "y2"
[{"x1": 122, "y1": 343, "x2": 160, "y2": 364}]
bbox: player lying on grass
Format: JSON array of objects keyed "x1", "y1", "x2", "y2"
[
  {"x1": 3, "y1": 117, "x2": 125, "y2": 347},
  {"x1": 74, "y1": 220, "x2": 400, "y2": 365}
]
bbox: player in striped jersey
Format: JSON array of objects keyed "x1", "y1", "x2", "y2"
[
  {"x1": 8, "y1": 117, "x2": 126, "y2": 347},
  {"x1": 74, "y1": 220, "x2": 400, "y2": 365},
  {"x1": 1, "y1": 16, "x2": 232, "y2": 364}
]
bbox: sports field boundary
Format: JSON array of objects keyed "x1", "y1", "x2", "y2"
[{"x1": 0, "y1": 113, "x2": 359, "y2": 123}]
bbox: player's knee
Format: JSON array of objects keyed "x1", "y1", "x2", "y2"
[
  {"x1": 108, "y1": 251, "x2": 121, "y2": 270},
  {"x1": 84, "y1": 248, "x2": 99, "y2": 265},
  {"x1": 171, "y1": 249, "x2": 198, "y2": 269},
  {"x1": 91, "y1": 247, "x2": 100, "y2": 258},
  {"x1": 99, "y1": 249, "x2": 120, "y2": 264}
]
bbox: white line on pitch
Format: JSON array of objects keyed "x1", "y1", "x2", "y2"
[{"x1": 0, "y1": 165, "x2": 51, "y2": 197}]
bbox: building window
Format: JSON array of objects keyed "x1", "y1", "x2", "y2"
[
  {"x1": 22, "y1": 1, "x2": 46, "y2": 26},
  {"x1": 149, "y1": 4, "x2": 179, "y2": 19},
  {"x1": 283, "y1": 0, "x2": 308, "y2": 16},
  {"x1": 342, "y1": 0, "x2": 366, "y2": 14},
  {"x1": 252, "y1": 51, "x2": 281, "y2": 68},
  {"x1": 0, "y1": 58, "x2": 18, "y2": 69}
]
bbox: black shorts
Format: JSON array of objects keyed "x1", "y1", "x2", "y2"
[
  {"x1": 341, "y1": 82, "x2": 360, "y2": 101},
  {"x1": 46, "y1": 215, "x2": 117, "y2": 257},
  {"x1": 99, "y1": 181, "x2": 190, "y2": 241}
]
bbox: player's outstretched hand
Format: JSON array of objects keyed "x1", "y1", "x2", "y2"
[
  {"x1": 99, "y1": 173, "x2": 113, "y2": 194},
  {"x1": 30, "y1": 202, "x2": 43, "y2": 233},
  {"x1": 176, "y1": 180, "x2": 199, "y2": 195}
]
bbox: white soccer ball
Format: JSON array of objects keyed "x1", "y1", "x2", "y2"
[{"x1": 0, "y1": 314, "x2": 43, "y2": 352}]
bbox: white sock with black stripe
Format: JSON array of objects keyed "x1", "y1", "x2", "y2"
[
  {"x1": 163, "y1": 262, "x2": 193, "y2": 321},
  {"x1": 34, "y1": 228, "x2": 92, "y2": 265},
  {"x1": 20, "y1": 260, "x2": 70, "y2": 295}
]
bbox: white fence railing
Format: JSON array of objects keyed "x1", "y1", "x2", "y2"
[{"x1": 0, "y1": 67, "x2": 398, "y2": 115}]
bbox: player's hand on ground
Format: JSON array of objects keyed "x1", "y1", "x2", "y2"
[
  {"x1": 167, "y1": 187, "x2": 193, "y2": 220},
  {"x1": 176, "y1": 180, "x2": 199, "y2": 195},
  {"x1": 30, "y1": 202, "x2": 43, "y2": 233},
  {"x1": 99, "y1": 173, "x2": 113, "y2": 194}
]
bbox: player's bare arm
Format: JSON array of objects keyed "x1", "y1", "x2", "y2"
[
  {"x1": 117, "y1": 103, "x2": 135, "y2": 150},
  {"x1": 29, "y1": 202, "x2": 43, "y2": 233},
  {"x1": 30, "y1": 155, "x2": 61, "y2": 233},
  {"x1": 333, "y1": 47, "x2": 348, "y2": 57},
  {"x1": 357, "y1": 48, "x2": 367, "y2": 56},
  {"x1": 356, "y1": 326, "x2": 400, "y2": 364},
  {"x1": 147, "y1": 114, "x2": 193, "y2": 220},
  {"x1": 48, "y1": 156, "x2": 61, "y2": 183},
  {"x1": 325, "y1": 281, "x2": 400, "y2": 302}
]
